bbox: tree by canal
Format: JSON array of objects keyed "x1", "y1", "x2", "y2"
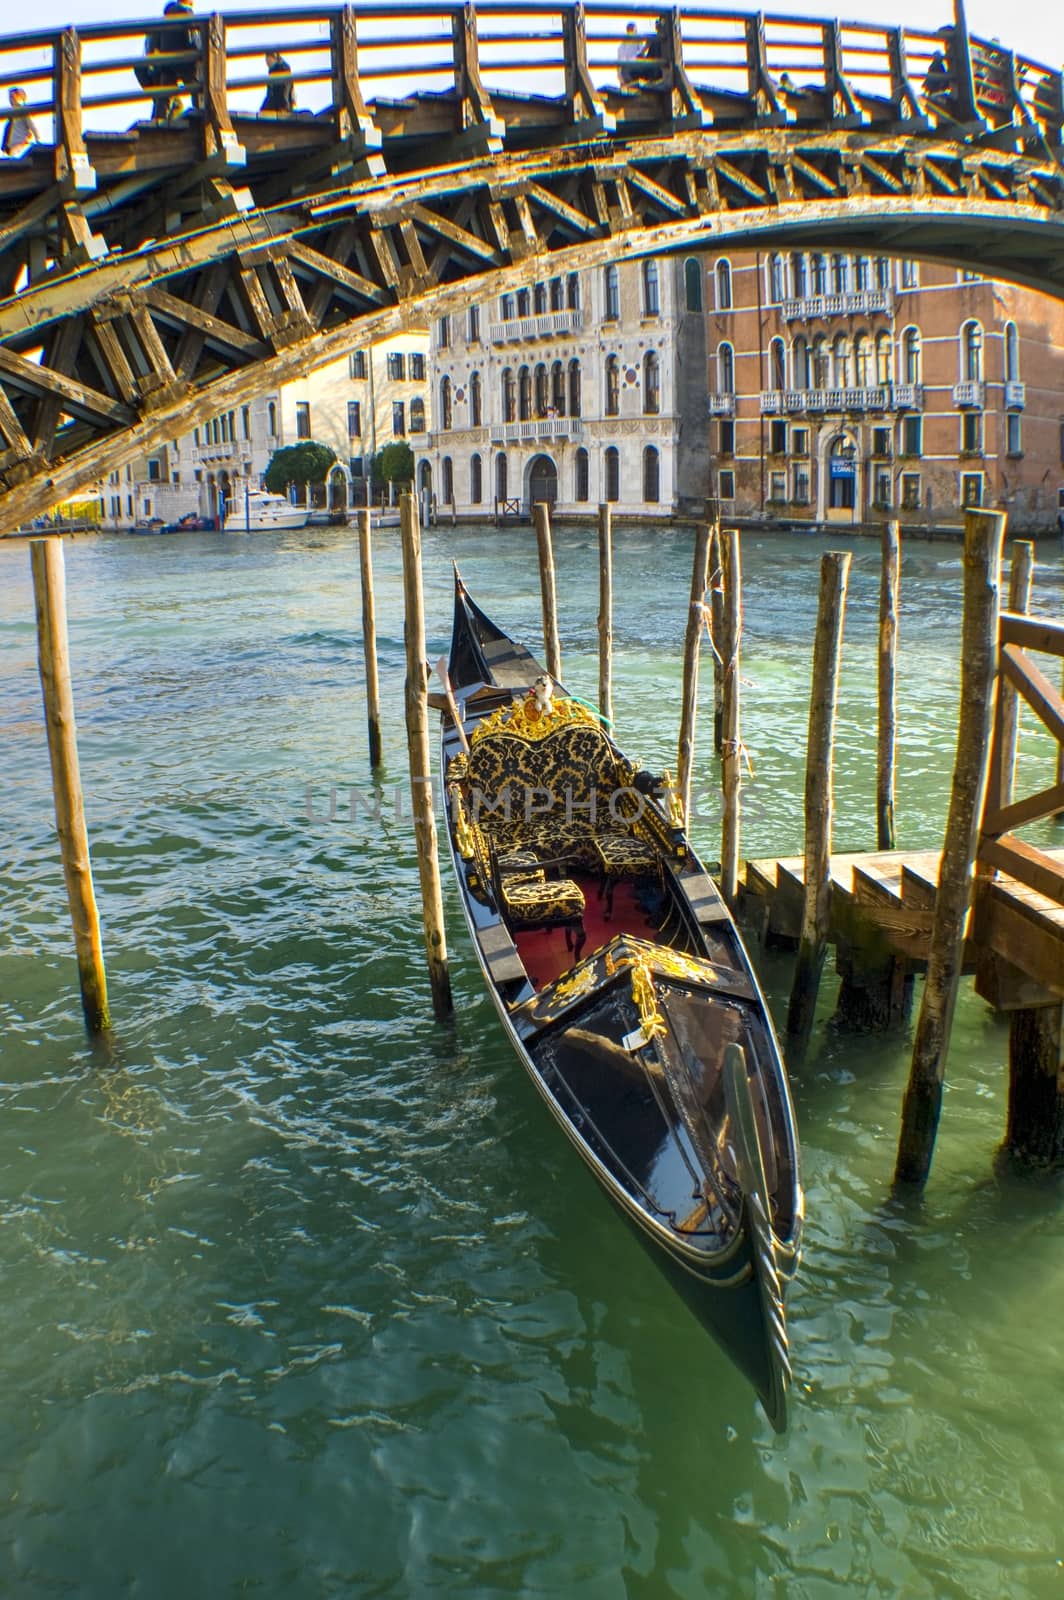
[
  {"x1": 263, "y1": 441, "x2": 336, "y2": 497},
  {"x1": 371, "y1": 441, "x2": 414, "y2": 489}
]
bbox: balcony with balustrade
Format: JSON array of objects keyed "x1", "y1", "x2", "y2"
[
  {"x1": 759, "y1": 385, "x2": 923, "y2": 415},
  {"x1": 953, "y1": 381, "x2": 986, "y2": 407},
  {"x1": 490, "y1": 415, "x2": 585, "y2": 443},
  {"x1": 487, "y1": 310, "x2": 585, "y2": 344},
  {"x1": 781, "y1": 289, "x2": 894, "y2": 321},
  {"x1": 708, "y1": 394, "x2": 736, "y2": 416},
  {"x1": 1005, "y1": 381, "x2": 1026, "y2": 408}
]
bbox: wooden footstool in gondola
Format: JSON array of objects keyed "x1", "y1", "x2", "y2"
[
  {"x1": 498, "y1": 870, "x2": 587, "y2": 960},
  {"x1": 592, "y1": 833, "x2": 660, "y2": 918}
]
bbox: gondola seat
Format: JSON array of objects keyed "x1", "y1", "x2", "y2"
[
  {"x1": 498, "y1": 873, "x2": 587, "y2": 959},
  {"x1": 591, "y1": 832, "x2": 661, "y2": 918}
]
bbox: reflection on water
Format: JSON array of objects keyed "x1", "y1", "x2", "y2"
[{"x1": 1, "y1": 525, "x2": 1063, "y2": 1597}]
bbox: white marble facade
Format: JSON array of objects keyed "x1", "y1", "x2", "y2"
[{"x1": 415, "y1": 254, "x2": 709, "y2": 520}]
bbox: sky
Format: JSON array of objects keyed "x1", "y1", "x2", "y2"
[{"x1": 6, "y1": 0, "x2": 1064, "y2": 74}]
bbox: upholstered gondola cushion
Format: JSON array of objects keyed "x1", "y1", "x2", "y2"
[
  {"x1": 501, "y1": 877, "x2": 586, "y2": 925},
  {"x1": 496, "y1": 847, "x2": 545, "y2": 887},
  {"x1": 592, "y1": 834, "x2": 660, "y2": 874}
]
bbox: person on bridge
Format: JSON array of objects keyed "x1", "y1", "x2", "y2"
[
  {"x1": 137, "y1": 0, "x2": 199, "y2": 124},
  {"x1": 2, "y1": 88, "x2": 39, "y2": 159},
  {"x1": 618, "y1": 24, "x2": 643, "y2": 86},
  {"x1": 261, "y1": 52, "x2": 295, "y2": 115}
]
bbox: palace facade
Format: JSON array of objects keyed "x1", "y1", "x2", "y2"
[
  {"x1": 708, "y1": 250, "x2": 1064, "y2": 533},
  {"x1": 414, "y1": 255, "x2": 710, "y2": 521}
]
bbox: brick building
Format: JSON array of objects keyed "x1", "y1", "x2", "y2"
[{"x1": 706, "y1": 249, "x2": 1064, "y2": 534}]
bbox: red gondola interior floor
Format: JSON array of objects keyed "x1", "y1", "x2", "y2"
[{"x1": 513, "y1": 876, "x2": 656, "y2": 990}]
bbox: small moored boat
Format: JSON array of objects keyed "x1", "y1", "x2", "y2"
[
  {"x1": 438, "y1": 576, "x2": 803, "y2": 1431},
  {"x1": 223, "y1": 487, "x2": 306, "y2": 532}
]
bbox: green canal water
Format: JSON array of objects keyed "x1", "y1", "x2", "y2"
[{"x1": 1, "y1": 524, "x2": 1063, "y2": 1598}]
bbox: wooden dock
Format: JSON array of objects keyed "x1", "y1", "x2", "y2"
[{"x1": 743, "y1": 845, "x2": 1064, "y2": 1014}]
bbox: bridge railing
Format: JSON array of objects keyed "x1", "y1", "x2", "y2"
[{"x1": 1, "y1": 2, "x2": 1061, "y2": 166}]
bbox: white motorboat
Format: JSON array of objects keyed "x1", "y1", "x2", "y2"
[{"x1": 224, "y1": 488, "x2": 307, "y2": 532}]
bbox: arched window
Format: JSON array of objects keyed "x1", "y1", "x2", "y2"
[
  {"x1": 961, "y1": 320, "x2": 983, "y2": 382},
  {"x1": 769, "y1": 337, "x2": 786, "y2": 390},
  {"x1": 684, "y1": 258, "x2": 703, "y2": 312},
  {"x1": 410, "y1": 396, "x2": 426, "y2": 432},
  {"x1": 876, "y1": 331, "x2": 893, "y2": 386},
  {"x1": 715, "y1": 259, "x2": 732, "y2": 311},
  {"x1": 267, "y1": 401, "x2": 277, "y2": 436},
  {"x1": 812, "y1": 254, "x2": 828, "y2": 295},
  {"x1": 551, "y1": 360, "x2": 566, "y2": 416},
  {"x1": 439, "y1": 376, "x2": 452, "y2": 431},
  {"x1": 534, "y1": 362, "x2": 549, "y2": 417},
  {"x1": 1005, "y1": 321, "x2": 1020, "y2": 382},
  {"x1": 791, "y1": 252, "x2": 807, "y2": 299},
  {"x1": 831, "y1": 254, "x2": 850, "y2": 294},
  {"x1": 567, "y1": 272, "x2": 580, "y2": 310},
  {"x1": 604, "y1": 264, "x2": 620, "y2": 321},
  {"x1": 495, "y1": 452, "x2": 508, "y2": 504},
  {"x1": 470, "y1": 370, "x2": 481, "y2": 426},
  {"x1": 575, "y1": 448, "x2": 589, "y2": 502},
  {"x1": 643, "y1": 350, "x2": 660, "y2": 414},
  {"x1": 718, "y1": 342, "x2": 735, "y2": 395},
  {"x1": 442, "y1": 456, "x2": 454, "y2": 504},
  {"x1": 568, "y1": 358, "x2": 582, "y2": 418},
  {"x1": 643, "y1": 445, "x2": 660, "y2": 503},
  {"x1": 470, "y1": 453, "x2": 482, "y2": 504},
  {"x1": 605, "y1": 354, "x2": 620, "y2": 416},
  {"x1": 793, "y1": 336, "x2": 810, "y2": 390},
  {"x1": 518, "y1": 365, "x2": 532, "y2": 421},
  {"x1": 813, "y1": 336, "x2": 829, "y2": 389},
  {"x1": 768, "y1": 252, "x2": 786, "y2": 303},
  {"x1": 500, "y1": 292, "x2": 515, "y2": 321},
  {"x1": 533, "y1": 281, "x2": 548, "y2": 315},
  {"x1": 833, "y1": 334, "x2": 851, "y2": 388},
  {"x1": 605, "y1": 446, "x2": 620, "y2": 503},
  {"x1": 875, "y1": 257, "x2": 891, "y2": 290},
  {"x1": 854, "y1": 333, "x2": 870, "y2": 388},
  {"x1": 516, "y1": 287, "x2": 530, "y2": 317},
  {"x1": 903, "y1": 327, "x2": 921, "y2": 384},
  {"x1": 549, "y1": 276, "x2": 564, "y2": 311},
  {"x1": 854, "y1": 256, "x2": 870, "y2": 292},
  {"x1": 502, "y1": 367, "x2": 516, "y2": 423},
  {"x1": 643, "y1": 258, "x2": 660, "y2": 316}
]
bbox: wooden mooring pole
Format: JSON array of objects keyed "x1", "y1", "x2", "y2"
[
  {"x1": 786, "y1": 550, "x2": 852, "y2": 1046},
  {"x1": 597, "y1": 503, "x2": 614, "y2": 728},
  {"x1": 357, "y1": 508, "x2": 383, "y2": 769},
  {"x1": 877, "y1": 520, "x2": 900, "y2": 851},
  {"x1": 996, "y1": 540, "x2": 1034, "y2": 809},
  {"x1": 676, "y1": 522, "x2": 712, "y2": 825},
  {"x1": 399, "y1": 492, "x2": 453, "y2": 1022},
  {"x1": 30, "y1": 537, "x2": 111, "y2": 1038},
  {"x1": 709, "y1": 525, "x2": 725, "y2": 754},
  {"x1": 719, "y1": 527, "x2": 743, "y2": 907},
  {"x1": 532, "y1": 501, "x2": 562, "y2": 684},
  {"x1": 895, "y1": 509, "x2": 1006, "y2": 1187}
]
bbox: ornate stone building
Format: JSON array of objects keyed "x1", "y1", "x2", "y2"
[
  {"x1": 707, "y1": 249, "x2": 1064, "y2": 533},
  {"x1": 415, "y1": 255, "x2": 709, "y2": 520}
]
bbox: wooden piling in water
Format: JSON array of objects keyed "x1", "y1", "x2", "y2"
[
  {"x1": 597, "y1": 503, "x2": 614, "y2": 728},
  {"x1": 399, "y1": 492, "x2": 453, "y2": 1022},
  {"x1": 719, "y1": 527, "x2": 742, "y2": 907},
  {"x1": 894, "y1": 509, "x2": 1006, "y2": 1187},
  {"x1": 996, "y1": 540, "x2": 1034, "y2": 809},
  {"x1": 676, "y1": 522, "x2": 712, "y2": 825},
  {"x1": 709, "y1": 525, "x2": 725, "y2": 754},
  {"x1": 532, "y1": 501, "x2": 562, "y2": 684},
  {"x1": 30, "y1": 537, "x2": 111, "y2": 1038},
  {"x1": 357, "y1": 509, "x2": 383, "y2": 769},
  {"x1": 877, "y1": 520, "x2": 900, "y2": 851},
  {"x1": 786, "y1": 550, "x2": 852, "y2": 1046}
]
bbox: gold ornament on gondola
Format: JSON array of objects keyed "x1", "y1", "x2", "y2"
[{"x1": 630, "y1": 958, "x2": 667, "y2": 1042}]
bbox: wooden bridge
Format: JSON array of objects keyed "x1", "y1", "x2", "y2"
[{"x1": 4, "y1": 1, "x2": 1064, "y2": 522}]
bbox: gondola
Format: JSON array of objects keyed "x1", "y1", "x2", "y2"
[{"x1": 437, "y1": 575, "x2": 803, "y2": 1432}]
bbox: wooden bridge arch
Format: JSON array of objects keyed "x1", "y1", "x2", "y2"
[{"x1": 3, "y1": 0, "x2": 1064, "y2": 523}]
